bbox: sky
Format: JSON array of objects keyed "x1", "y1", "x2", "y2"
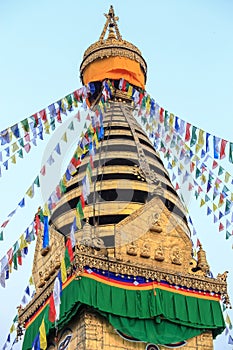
[{"x1": 0, "y1": 0, "x2": 233, "y2": 349}]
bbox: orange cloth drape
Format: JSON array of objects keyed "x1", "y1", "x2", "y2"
[{"x1": 82, "y1": 56, "x2": 145, "y2": 89}]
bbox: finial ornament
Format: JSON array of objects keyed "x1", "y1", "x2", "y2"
[{"x1": 99, "y1": 5, "x2": 122, "y2": 42}]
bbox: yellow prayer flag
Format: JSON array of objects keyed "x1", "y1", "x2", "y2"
[
  {"x1": 225, "y1": 172, "x2": 231, "y2": 183},
  {"x1": 61, "y1": 99, "x2": 67, "y2": 113},
  {"x1": 169, "y1": 113, "x2": 174, "y2": 129},
  {"x1": 10, "y1": 323, "x2": 15, "y2": 333},
  {"x1": 76, "y1": 213, "x2": 82, "y2": 229},
  {"x1": 213, "y1": 203, "x2": 217, "y2": 212},
  {"x1": 200, "y1": 198, "x2": 205, "y2": 207},
  {"x1": 77, "y1": 146, "x2": 83, "y2": 157},
  {"x1": 225, "y1": 313, "x2": 232, "y2": 326},
  {"x1": 12, "y1": 142, "x2": 19, "y2": 153},
  {"x1": 146, "y1": 96, "x2": 151, "y2": 112},
  {"x1": 197, "y1": 129, "x2": 204, "y2": 147},
  {"x1": 195, "y1": 144, "x2": 201, "y2": 153},
  {"x1": 39, "y1": 318, "x2": 47, "y2": 350},
  {"x1": 43, "y1": 203, "x2": 50, "y2": 216},
  {"x1": 26, "y1": 185, "x2": 34, "y2": 198},
  {"x1": 29, "y1": 276, "x2": 34, "y2": 285},
  {"x1": 44, "y1": 121, "x2": 50, "y2": 134},
  {"x1": 201, "y1": 174, "x2": 206, "y2": 184},
  {"x1": 61, "y1": 258, "x2": 67, "y2": 283},
  {"x1": 11, "y1": 154, "x2": 16, "y2": 164},
  {"x1": 62, "y1": 132, "x2": 67, "y2": 143},
  {"x1": 93, "y1": 133, "x2": 99, "y2": 149},
  {"x1": 127, "y1": 85, "x2": 133, "y2": 98},
  {"x1": 20, "y1": 234, "x2": 27, "y2": 250},
  {"x1": 73, "y1": 99, "x2": 78, "y2": 107}
]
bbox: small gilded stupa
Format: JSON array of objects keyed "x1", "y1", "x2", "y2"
[{"x1": 18, "y1": 6, "x2": 229, "y2": 350}]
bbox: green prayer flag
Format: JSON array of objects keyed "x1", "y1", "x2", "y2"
[
  {"x1": 218, "y1": 166, "x2": 224, "y2": 176},
  {"x1": 164, "y1": 111, "x2": 169, "y2": 131},
  {"x1": 0, "y1": 231, "x2": 3, "y2": 241},
  {"x1": 229, "y1": 142, "x2": 233, "y2": 163},
  {"x1": 225, "y1": 199, "x2": 231, "y2": 215},
  {"x1": 50, "y1": 118, "x2": 56, "y2": 131},
  {"x1": 13, "y1": 253, "x2": 18, "y2": 270},
  {"x1": 64, "y1": 247, "x2": 71, "y2": 269},
  {"x1": 34, "y1": 176, "x2": 40, "y2": 187},
  {"x1": 60, "y1": 179, "x2": 66, "y2": 193},
  {"x1": 66, "y1": 94, "x2": 73, "y2": 109},
  {"x1": 68, "y1": 121, "x2": 74, "y2": 131},
  {"x1": 76, "y1": 200, "x2": 84, "y2": 220},
  {"x1": 13, "y1": 315, "x2": 18, "y2": 323},
  {"x1": 190, "y1": 126, "x2": 197, "y2": 147},
  {"x1": 39, "y1": 208, "x2": 44, "y2": 223},
  {"x1": 18, "y1": 138, "x2": 24, "y2": 148},
  {"x1": 226, "y1": 231, "x2": 231, "y2": 240},
  {"x1": 17, "y1": 149, "x2": 23, "y2": 158},
  {"x1": 21, "y1": 119, "x2": 29, "y2": 132},
  {"x1": 195, "y1": 168, "x2": 201, "y2": 179}
]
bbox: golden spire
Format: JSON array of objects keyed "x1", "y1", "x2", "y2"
[
  {"x1": 80, "y1": 6, "x2": 147, "y2": 88},
  {"x1": 99, "y1": 5, "x2": 122, "y2": 41}
]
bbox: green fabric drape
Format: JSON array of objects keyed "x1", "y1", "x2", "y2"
[{"x1": 22, "y1": 276, "x2": 225, "y2": 349}]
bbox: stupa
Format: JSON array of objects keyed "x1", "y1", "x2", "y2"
[{"x1": 18, "y1": 6, "x2": 228, "y2": 350}]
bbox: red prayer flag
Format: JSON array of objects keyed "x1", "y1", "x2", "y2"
[
  {"x1": 17, "y1": 251, "x2": 22, "y2": 265},
  {"x1": 188, "y1": 183, "x2": 194, "y2": 191},
  {"x1": 212, "y1": 160, "x2": 218, "y2": 169},
  {"x1": 48, "y1": 295, "x2": 56, "y2": 323},
  {"x1": 1, "y1": 220, "x2": 9, "y2": 228},
  {"x1": 219, "y1": 222, "x2": 224, "y2": 232},
  {"x1": 90, "y1": 155, "x2": 94, "y2": 169},
  {"x1": 190, "y1": 162, "x2": 195, "y2": 173},
  {"x1": 39, "y1": 109, "x2": 47, "y2": 122},
  {"x1": 56, "y1": 109, "x2": 62, "y2": 123},
  {"x1": 185, "y1": 123, "x2": 191, "y2": 142},
  {"x1": 40, "y1": 165, "x2": 46, "y2": 176},
  {"x1": 220, "y1": 139, "x2": 227, "y2": 159},
  {"x1": 175, "y1": 183, "x2": 180, "y2": 190},
  {"x1": 74, "y1": 110, "x2": 81, "y2": 122},
  {"x1": 80, "y1": 193, "x2": 85, "y2": 209},
  {"x1": 66, "y1": 237, "x2": 74, "y2": 262},
  {"x1": 34, "y1": 214, "x2": 41, "y2": 235},
  {"x1": 159, "y1": 108, "x2": 164, "y2": 123},
  {"x1": 32, "y1": 113, "x2": 39, "y2": 126},
  {"x1": 74, "y1": 90, "x2": 81, "y2": 102}
]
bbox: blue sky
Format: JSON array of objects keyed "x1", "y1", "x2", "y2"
[{"x1": 0, "y1": 1, "x2": 233, "y2": 349}]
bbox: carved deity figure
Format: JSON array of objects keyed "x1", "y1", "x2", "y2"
[
  {"x1": 150, "y1": 213, "x2": 163, "y2": 233},
  {"x1": 171, "y1": 247, "x2": 182, "y2": 265},
  {"x1": 127, "y1": 241, "x2": 138, "y2": 256},
  {"x1": 140, "y1": 242, "x2": 151, "y2": 258},
  {"x1": 154, "y1": 245, "x2": 165, "y2": 261}
]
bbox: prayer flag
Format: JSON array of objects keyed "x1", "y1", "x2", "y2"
[
  {"x1": 61, "y1": 258, "x2": 67, "y2": 283},
  {"x1": 220, "y1": 139, "x2": 227, "y2": 159},
  {"x1": 185, "y1": 123, "x2": 191, "y2": 142},
  {"x1": 213, "y1": 136, "x2": 220, "y2": 159},
  {"x1": 42, "y1": 215, "x2": 49, "y2": 249},
  {"x1": 190, "y1": 126, "x2": 197, "y2": 147}
]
